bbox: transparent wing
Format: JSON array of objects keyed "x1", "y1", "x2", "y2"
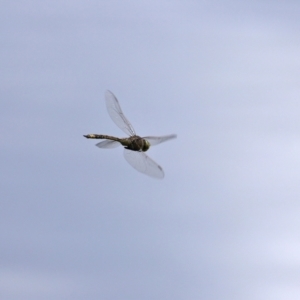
[
  {"x1": 123, "y1": 149, "x2": 164, "y2": 179},
  {"x1": 95, "y1": 140, "x2": 120, "y2": 149},
  {"x1": 143, "y1": 134, "x2": 177, "y2": 146},
  {"x1": 105, "y1": 90, "x2": 136, "y2": 136}
]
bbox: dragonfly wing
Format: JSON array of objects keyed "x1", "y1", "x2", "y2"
[
  {"x1": 123, "y1": 149, "x2": 164, "y2": 179},
  {"x1": 105, "y1": 90, "x2": 136, "y2": 136},
  {"x1": 96, "y1": 140, "x2": 120, "y2": 149},
  {"x1": 143, "y1": 134, "x2": 177, "y2": 146}
]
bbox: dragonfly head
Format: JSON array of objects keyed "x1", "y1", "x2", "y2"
[{"x1": 142, "y1": 139, "x2": 150, "y2": 152}]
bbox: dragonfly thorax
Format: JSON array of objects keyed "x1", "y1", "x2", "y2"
[{"x1": 121, "y1": 135, "x2": 150, "y2": 152}]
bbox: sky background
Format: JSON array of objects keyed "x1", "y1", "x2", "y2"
[{"x1": 1, "y1": 1, "x2": 300, "y2": 299}]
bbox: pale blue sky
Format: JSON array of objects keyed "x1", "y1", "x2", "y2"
[{"x1": 1, "y1": 1, "x2": 300, "y2": 299}]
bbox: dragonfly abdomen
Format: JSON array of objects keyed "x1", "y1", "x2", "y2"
[{"x1": 83, "y1": 134, "x2": 121, "y2": 142}]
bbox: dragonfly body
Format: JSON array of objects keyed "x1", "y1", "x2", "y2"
[
  {"x1": 84, "y1": 134, "x2": 150, "y2": 152},
  {"x1": 84, "y1": 90, "x2": 176, "y2": 178}
]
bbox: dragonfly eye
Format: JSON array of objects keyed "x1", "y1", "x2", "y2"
[{"x1": 142, "y1": 140, "x2": 150, "y2": 152}]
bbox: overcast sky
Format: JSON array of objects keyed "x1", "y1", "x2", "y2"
[{"x1": 1, "y1": 1, "x2": 300, "y2": 299}]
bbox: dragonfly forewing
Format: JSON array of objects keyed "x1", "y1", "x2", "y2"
[
  {"x1": 105, "y1": 90, "x2": 136, "y2": 136},
  {"x1": 123, "y1": 149, "x2": 164, "y2": 179},
  {"x1": 143, "y1": 134, "x2": 177, "y2": 146}
]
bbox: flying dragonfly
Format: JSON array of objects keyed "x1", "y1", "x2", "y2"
[{"x1": 84, "y1": 90, "x2": 177, "y2": 178}]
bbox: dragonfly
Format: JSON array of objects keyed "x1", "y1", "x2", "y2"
[{"x1": 84, "y1": 90, "x2": 176, "y2": 178}]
